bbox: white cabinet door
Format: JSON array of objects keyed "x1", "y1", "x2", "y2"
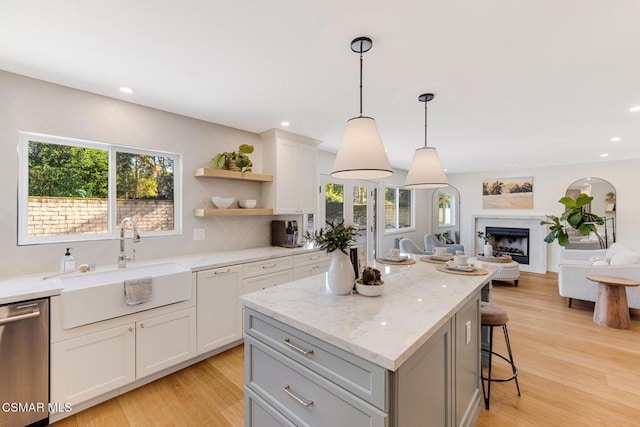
[
  {"x1": 274, "y1": 138, "x2": 299, "y2": 214},
  {"x1": 297, "y1": 143, "x2": 317, "y2": 213},
  {"x1": 136, "y1": 307, "x2": 197, "y2": 379},
  {"x1": 196, "y1": 266, "x2": 243, "y2": 355},
  {"x1": 51, "y1": 323, "x2": 135, "y2": 405},
  {"x1": 293, "y1": 260, "x2": 330, "y2": 280}
]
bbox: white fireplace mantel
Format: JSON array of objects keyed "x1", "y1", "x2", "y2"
[{"x1": 471, "y1": 214, "x2": 547, "y2": 274}]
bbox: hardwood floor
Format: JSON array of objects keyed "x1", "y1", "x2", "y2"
[{"x1": 53, "y1": 272, "x2": 640, "y2": 426}]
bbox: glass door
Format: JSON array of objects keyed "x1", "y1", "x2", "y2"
[{"x1": 318, "y1": 175, "x2": 376, "y2": 260}]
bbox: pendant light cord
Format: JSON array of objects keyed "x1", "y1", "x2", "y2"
[
  {"x1": 424, "y1": 99, "x2": 428, "y2": 148},
  {"x1": 359, "y1": 47, "x2": 364, "y2": 117}
]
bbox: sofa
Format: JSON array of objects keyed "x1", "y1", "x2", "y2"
[{"x1": 558, "y1": 243, "x2": 640, "y2": 309}]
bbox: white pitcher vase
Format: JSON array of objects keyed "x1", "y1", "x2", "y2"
[
  {"x1": 327, "y1": 250, "x2": 355, "y2": 295},
  {"x1": 483, "y1": 244, "x2": 493, "y2": 257}
]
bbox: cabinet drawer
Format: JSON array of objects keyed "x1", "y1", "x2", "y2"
[
  {"x1": 244, "y1": 257, "x2": 293, "y2": 279},
  {"x1": 246, "y1": 336, "x2": 387, "y2": 427},
  {"x1": 243, "y1": 270, "x2": 293, "y2": 295},
  {"x1": 293, "y1": 252, "x2": 329, "y2": 268},
  {"x1": 245, "y1": 386, "x2": 297, "y2": 427},
  {"x1": 246, "y1": 309, "x2": 388, "y2": 410}
]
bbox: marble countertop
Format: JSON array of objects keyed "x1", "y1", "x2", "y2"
[
  {"x1": 0, "y1": 245, "x2": 320, "y2": 305},
  {"x1": 241, "y1": 256, "x2": 495, "y2": 371}
]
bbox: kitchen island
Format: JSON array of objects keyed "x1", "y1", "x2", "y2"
[{"x1": 241, "y1": 257, "x2": 495, "y2": 427}]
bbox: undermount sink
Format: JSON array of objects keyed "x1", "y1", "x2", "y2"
[{"x1": 59, "y1": 262, "x2": 192, "y2": 329}]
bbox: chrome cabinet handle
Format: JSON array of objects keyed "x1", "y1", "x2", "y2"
[
  {"x1": 283, "y1": 337, "x2": 314, "y2": 355},
  {"x1": 262, "y1": 263, "x2": 277, "y2": 269},
  {"x1": 128, "y1": 326, "x2": 134, "y2": 332},
  {"x1": 309, "y1": 255, "x2": 320, "y2": 260},
  {"x1": 140, "y1": 323, "x2": 145, "y2": 328},
  {"x1": 0, "y1": 310, "x2": 40, "y2": 325},
  {"x1": 283, "y1": 385, "x2": 313, "y2": 407},
  {"x1": 214, "y1": 268, "x2": 231, "y2": 275}
]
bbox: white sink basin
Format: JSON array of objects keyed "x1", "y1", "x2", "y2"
[{"x1": 59, "y1": 262, "x2": 192, "y2": 329}]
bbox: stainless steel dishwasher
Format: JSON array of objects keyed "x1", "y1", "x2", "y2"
[{"x1": 0, "y1": 298, "x2": 49, "y2": 427}]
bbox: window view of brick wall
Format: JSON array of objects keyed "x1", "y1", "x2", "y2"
[{"x1": 28, "y1": 197, "x2": 174, "y2": 236}]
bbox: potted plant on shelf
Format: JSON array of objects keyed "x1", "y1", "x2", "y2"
[
  {"x1": 355, "y1": 266, "x2": 384, "y2": 296},
  {"x1": 211, "y1": 144, "x2": 254, "y2": 172},
  {"x1": 305, "y1": 219, "x2": 359, "y2": 295},
  {"x1": 477, "y1": 231, "x2": 493, "y2": 257},
  {"x1": 540, "y1": 193, "x2": 605, "y2": 248}
]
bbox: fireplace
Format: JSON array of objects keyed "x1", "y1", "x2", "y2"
[{"x1": 486, "y1": 226, "x2": 530, "y2": 265}]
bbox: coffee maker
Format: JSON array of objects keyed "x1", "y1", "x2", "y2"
[{"x1": 271, "y1": 220, "x2": 299, "y2": 248}]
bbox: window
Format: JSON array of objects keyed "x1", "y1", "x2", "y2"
[
  {"x1": 384, "y1": 186, "x2": 413, "y2": 231},
  {"x1": 438, "y1": 191, "x2": 456, "y2": 226},
  {"x1": 18, "y1": 132, "x2": 182, "y2": 245}
]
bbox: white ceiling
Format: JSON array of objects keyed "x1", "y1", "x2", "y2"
[{"x1": 1, "y1": 1, "x2": 639, "y2": 174}]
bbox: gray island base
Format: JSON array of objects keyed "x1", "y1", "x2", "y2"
[{"x1": 240, "y1": 257, "x2": 494, "y2": 427}]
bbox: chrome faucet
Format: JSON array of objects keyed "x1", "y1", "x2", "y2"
[{"x1": 118, "y1": 217, "x2": 141, "y2": 268}]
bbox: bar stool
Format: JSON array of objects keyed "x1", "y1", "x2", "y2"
[{"x1": 480, "y1": 301, "x2": 521, "y2": 410}]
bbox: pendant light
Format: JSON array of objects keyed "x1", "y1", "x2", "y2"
[
  {"x1": 404, "y1": 93, "x2": 448, "y2": 188},
  {"x1": 331, "y1": 36, "x2": 393, "y2": 179}
]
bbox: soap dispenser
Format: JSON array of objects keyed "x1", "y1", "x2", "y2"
[{"x1": 60, "y1": 248, "x2": 76, "y2": 272}]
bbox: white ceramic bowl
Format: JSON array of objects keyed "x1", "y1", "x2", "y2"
[
  {"x1": 239, "y1": 199, "x2": 257, "y2": 209},
  {"x1": 211, "y1": 196, "x2": 234, "y2": 209},
  {"x1": 355, "y1": 280, "x2": 385, "y2": 297}
]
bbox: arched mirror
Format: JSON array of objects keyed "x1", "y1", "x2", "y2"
[
  {"x1": 431, "y1": 186, "x2": 461, "y2": 244},
  {"x1": 565, "y1": 177, "x2": 616, "y2": 248}
]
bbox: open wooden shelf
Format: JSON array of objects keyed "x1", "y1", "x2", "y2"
[
  {"x1": 193, "y1": 208, "x2": 274, "y2": 217},
  {"x1": 193, "y1": 168, "x2": 273, "y2": 182}
]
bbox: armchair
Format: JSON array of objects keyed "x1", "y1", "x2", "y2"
[
  {"x1": 399, "y1": 238, "x2": 430, "y2": 255},
  {"x1": 424, "y1": 234, "x2": 465, "y2": 255}
]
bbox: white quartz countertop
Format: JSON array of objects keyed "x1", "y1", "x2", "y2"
[
  {"x1": 0, "y1": 246, "x2": 319, "y2": 305},
  {"x1": 241, "y1": 257, "x2": 495, "y2": 371}
]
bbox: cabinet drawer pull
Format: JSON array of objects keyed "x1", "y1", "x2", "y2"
[
  {"x1": 283, "y1": 337, "x2": 314, "y2": 355},
  {"x1": 214, "y1": 268, "x2": 231, "y2": 275},
  {"x1": 128, "y1": 327, "x2": 134, "y2": 332},
  {"x1": 309, "y1": 255, "x2": 320, "y2": 260},
  {"x1": 262, "y1": 263, "x2": 277, "y2": 269},
  {"x1": 283, "y1": 384, "x2": 314, "y2": 407}
]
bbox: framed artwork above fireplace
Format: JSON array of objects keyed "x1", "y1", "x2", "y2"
[{"x1": 482, "y1": 176, "x2": 533, "y2": 209}]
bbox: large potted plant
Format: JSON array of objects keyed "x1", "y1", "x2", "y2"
[
  {"x1": 305, "y1": 219, "x2": 358, "y2": 295},
  {"x1": 540, "y1": 193, "x2": 605, "y2": 248}
]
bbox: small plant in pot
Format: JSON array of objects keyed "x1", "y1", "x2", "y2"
[
  {"x1": 211, "y1": 144, "x2": 254, "y2": 172},
  {"x1": 355, "y1": 267, "x2": 385, "y2": 296},
  {"x1": 477, "y1": 231, "x2": 494, "y2": 257},
  {"x1": 304, "y1": 219, "x2": 359, "y2": 295}
]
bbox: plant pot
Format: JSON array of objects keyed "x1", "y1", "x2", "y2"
[
  {"x1": 483, "y1": 244, "x2": 493, "y2": 257},
  {"x1": 226, "y1": 159, "x2": 241, "y2": 171},
  {"x1": 327, "y1": 251, "x2": 355, "y2": 295}
]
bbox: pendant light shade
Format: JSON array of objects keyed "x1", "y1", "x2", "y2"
[
  {"x1": 331, "y1": 37, "x2": 393, "y2": 180},
  {"x1": 404, "y1": 93, "x2": 448, "y2": 189}
]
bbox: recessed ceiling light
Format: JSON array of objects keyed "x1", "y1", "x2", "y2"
[
  {"x1": 280, "y1": 121, "x2": 290, "y2": 127},
  {"x1": 443, "y1": 168, "x2": 448, "y2": 172},
  {"x1": 600, "y1": 153, "x2": 609, "y2": 158},
  {"x1": 630, "y1": 105, "x2": 640, "y2": 112},
  {"x1": 610, "y1": 137, "x2": 621, "y2": 142},
  {"x1": 119, "y1": 87, "x2": 133, "y2": 94}
]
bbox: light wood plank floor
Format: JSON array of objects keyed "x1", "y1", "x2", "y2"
[{"x1": 54, "y1": 272, "x2": 640, "y2": 426}]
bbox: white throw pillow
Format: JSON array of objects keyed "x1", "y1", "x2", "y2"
[
  {"x1": 605, "y1": 242, "x2": 629, "y2": 259},
  {"x1": 610, "y1": 250, "x2": 640, "y2": 266},
  {"x1": 589, "y1": 256, "x2": 609, "y2": 266}
]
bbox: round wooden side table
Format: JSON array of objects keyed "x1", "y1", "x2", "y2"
[{"x1": 585, "y1": 274, "x2": 640, "y2": 329}]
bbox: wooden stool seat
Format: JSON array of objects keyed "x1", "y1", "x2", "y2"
[
  {"x1": 586, "y1": 274, "x2": 640, "y2": 329},
  {"x1": 481, "y1": 301, "x2": 509, "y2": 326}
]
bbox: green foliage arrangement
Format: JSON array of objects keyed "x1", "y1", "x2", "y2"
[
  {"x1": 304, "y1": 219, "x2": 359, "y2": 255},
  {"x1": 540, "y1": 193, "x2": 604, "y2": 247},
  {"x1": 435, "y1": 231, "x2": 454, "y2": 244},
  {"x1": 477, "y1": 231, "x2": 492, "y2": 244},
  {"x1": 211, "y1": 144, "x2": 254, "y2": 172}
]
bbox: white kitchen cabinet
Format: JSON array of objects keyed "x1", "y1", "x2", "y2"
[
  {"x1": 51, "y1": 323, "x2": 136, "y2": 406},
  {"x1": 51, "y1": 307, "x2": 196, "y2": 405},
  {"x1": 292, "y1": 251, "x2": 330, "y2": 280},
  {"x1": 196, "y1": 266, "x2": 243, "y2": 355},
  {"x1": 136, "y1": 307, "x2": 197, "y2": 379},
  {"x1": 243, "y1": 270, "x2": 293, "y2": 294},
  {"x1": 260, "y1": 129, "x2": 320, "y2": 214}
]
